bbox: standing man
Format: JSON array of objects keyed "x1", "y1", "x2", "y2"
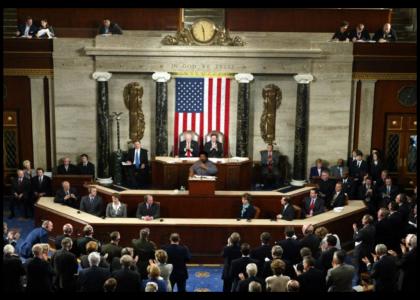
[
  {"x1": 260, "y1": 144, "x2": 281, "y2": 187},
  {"x1": 31, "y1": 167, "x2": 52, "y2": 201},
  {"x1": 189, "y1": 151, "x2": 218, "y2": 177},
  {"x1": 57, "y1": 157, "x2": 79, "y2": 175},
  {"x1": 204, "y1": 133, "x2": 223, "y2": 158},
  {"x1": 352, "y1": 214, "x2": 376, "y2": 280},
  {"x1": 179, "y1": 132, "x2": 199, "y2": 157},
  {"x1": 98, "y1": 19, "x2": 123, "y2": 35},
  {"x1": 80, "y1": 186, "x2": 104, "y2": 217},
  {"x1": 78, "y1": 154, "x2": 95, "y2": 177},
  {"x1": 19, "y1": 220, "x2": 53, "y2": 259},
  {"x1": 10, "y1": 169, "x2": 31, "y2": 219},
  {"x1": 125, "y1": 140, "x2": 149, "y2": 188}
]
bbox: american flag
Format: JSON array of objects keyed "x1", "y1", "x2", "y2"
[{"x1": 174, "y1": 77, "x2": 231, "y2": 156}]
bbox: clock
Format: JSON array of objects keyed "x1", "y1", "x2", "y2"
[
  {"x1": 398, "y1": 86, "x2": 417, "y2": 107},
  {"x1": 190, "y1": 18, "x2": 217, "y2": 44}
]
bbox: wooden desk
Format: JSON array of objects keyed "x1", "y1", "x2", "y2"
[
  {"x1": 151, "y1": 157, "x2": 252, "y2": 190},
  {"x1": 92, "y1": 185, "x2": 312, "y2": 219},
  {"x1": 35, "y1": 197, "x2": 367, "y2": 263}
]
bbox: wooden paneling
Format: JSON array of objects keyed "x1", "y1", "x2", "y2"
[
  {"x1": 226, "y1": 8, "x2": 391, "y2": 32},
  {"x1": 371, "y1": 80, "x2": 417, "y2": 150},
  {"x1": 3, "y1": 39, "x2": 53, "y2": 70}
]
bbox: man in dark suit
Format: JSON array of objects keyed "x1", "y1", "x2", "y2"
[
  {"x1": 326, "y1": 250, "x2": 355, "y2": 292},
  {"x1": 31, "y1": 168, "x2": 52, "y2": 201},
  {"x1": 132, "y1": 228, "x2": 157, "y2": 280},
  {"x1": 54, "y1": 181, "x2": 79, "y2": 208},
  {"x1": 101, "y1": 231, "x2": 122, "y2": 264},
  {"x1": 374, "y1": 208, "x2": 392, "y2": 248},
  {"x1": 222, "y1": 232, "x2": 242, "y2": 292},
  {"x1": 163, "y1": 233, "x2": 191, "y2": 292},
  {"x1": 260, "y1": 144, "x2": 282, "y2": 186},
  {"x1": 349, "y1": 151, "x2": 368, "y2": 183},
  {"x1": 79, "y1": 186, "x2": 103, "y2": 217},
  {"x1": 136, "y1": 194, "x2": 160, "y2": 220},
  {"x1": 377, "y1": 177, "x2": 399, "y2": 208},
  {"x1": 363, "y1": 244, "x2": 398, "y2": 292},
  {"x1": 19, "y1": 220, "x2": 53, "y2": 259},
  {"x1": 57, "y1": 157, "x2": 79, "y2": 175},
  {"x1": 297, "y1": 256, "x2": 326, "y2": 292},
  {"x1": 204, "y1": 133, "x2": 223, "y2": 158},
  {"x1": 179, "y1": 132, "x2": 199, "y2": 157},
  {"x1": 387, "y1": 201, "x2": 405, "y2": 253},
  {"x1": 277, "y1": 227, "x2": 300, "y2": 265},
  {"x1": 331, "y1": 21, "x2": 349, "y2": 41},
  {"x1": 329, "y1": 182, "x2": 347, "y2": 208},
  {"x1": 16, "y1": 16, "x2": 38, "y2": 38},
  {"x1": 330, "y1": 158, "x2": 348, "y2": 178},
  {"x1": 318, "y1": 170, "x2": 336, "y2": 207},
  {"x1": 309, "y1": 159, "x2": 327, "y2": 181},
  {"x1": 250, "y1": 232, "x2": 272, "y2": 273},
  {"x1": 277, "y1": 197, "x2": 295, "y2": 221},
  {"x1": 76, "y1": 225, "x2": 101, "y2": 257},
  {"x1": 10, "y1": 169, "x2": 32, "y2": 218},
  {"x1": 236, "y1": 262, "x2": 265, "y2": 292},
  {"x1": 373, "y1": 23, "x2": 398, "y2": 42},
  {"x1": 348, "y1": 23, "x2": 371, "y2": 42},
  {"x1": 316, "y1": 234, "x2": 338, "y2": 275},
  {"x1": 303, "y1": 189, "x2": 325, "y2": 217},
  {"x1": 3, "y1": 244, "x2": 26, "y2": 292},
  {"x1": 125, "y1": 140, "x2": 149, "y2": 188},
  {"x1": 78, "y1": 252, "x2": 111, "y2": 292},
  {"x1": 112, "y1": 255, "x2": 141, "y2": 292},
  {"x1": 238, "y1": 193, "x2": 256, "y2": 219},
  {"x1": 51, "y1": 237, "x2": 78, "y2": 292},
  {"x1": 25, "y1": 244, "x2": 54, "y2": 292},
  {"x1": 358, "y1": 177, "x2": 377, "y2": 215},
  {"x1": 390, "y1": 234, "x2": 416, "y2": 292},
  {"x1": 341, "y1": 171, "x2": 355, "y2": 199},
  {"x1": 55, "y1": 223, "x2": 77, "y2": 254},
  {"x1": 352, "y1": 214, "x2": 376, "y2": 276},
  {"x1": 77, "y1": 153, "x2": 95, "y2": 177},
  {"x1": 98, "y1": 19, "x2": 123, "y2": 35},
  {"x1": 229, "y1": 243, "x2": 259, "y2": 292},
  {"x1": 298, "y1": 224, "x2": 320, "y2": 258}
]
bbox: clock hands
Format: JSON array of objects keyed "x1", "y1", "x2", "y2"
[{"x1": 201, "y1": 25, "x2": 205, "y2": 40}]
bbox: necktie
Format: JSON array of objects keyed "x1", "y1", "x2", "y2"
[
  {"x1": 65, "y1": 166, "x2": 68, "y2": 172},
  {"x1": 186, "y1": 142, "x2": 191, "y2": 157},
  {"x1": 39, "y1": 176, "x2": 42, "y2": 184},
  {"x1": 339, "y1": 167, "x2": 343, "y2": 177},
  {"x1": 268, "y1": 152, "x2": 272, "y2": 171},
  {"x1": 357, "y1": 161, "x2": 361, "y2": 168},
  {"x1": 309, "y1": 198, "x2": 315, "y2": 212},
  {"x1": 24, "y1": 26, "x2": 30, "y2": 36},
  {"x1": 135, "y1": 150, "x2": 140, "y2": 169},
  {"x1": 147, "y1": 204, "x2": 150, "y2": 210},
  {"x1": 387, "y1": 186, "x2": 390, "y2": 194}
]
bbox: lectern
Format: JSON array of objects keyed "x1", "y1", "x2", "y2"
[{"x1": 188, "y1": 176, "x2": 216, "y2": 196}]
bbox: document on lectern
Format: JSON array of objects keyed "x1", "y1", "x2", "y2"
[{"x1": 189, "y1": 175, "x2": 217, "y2": 181}]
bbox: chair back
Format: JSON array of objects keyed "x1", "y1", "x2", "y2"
[
  {"x1": 293, "y1": 205, "x2": 302, "y2": 220},
  {"x1": 179, "y1": 130, "x2": 199, "y2": 143},
  {"x1": 254, "y1": 205, "x2": 261, "y2": 219},
  {"x1": 204, "y1": 131, "x2": 224, "y2": 144}
]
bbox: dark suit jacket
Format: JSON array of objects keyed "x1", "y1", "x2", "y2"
[
  {"x1": 25, "y1": 257, "x2": 54, "y2": 292},
  {"x1": 341, "y1": 177, "x2": 355, "y2": 199},
  {"x1": 330, "y1": 191, "x2": 346, "y2": 208},
  {"x1": 17, "y1": 24, "x2": 38, "y2": 37},
  {"x1": 369, "y1": 161, "x2": 383, "y2": 182},
  {"x1": 299, "y1": 234, "x2": 321, "y2": 258},
  {"x1": 236, "y1": 275, "x2": 265, "y2": 292},
  {"x1": 280, "y1": 204, "x2": 295, "y2": 221},
  {"x1": 3, "y1": 254, "x2": 25, "y2": 292},
  {"x1": 303, "y1": 197, "x2": 325, "y2": 216},
  {"x1": 331, "y1": 30, "x2": 349, "y2": 41},
  {"x1": 239, "y1": 204, "x2": 256, "y2": 219},
  {"x1": 348, "y1": 28, "x2": 371, "y2": 41},
  {"x1": 222, "y1": 244, "x2": 242, "y2": 280},
  {"x1": 374, "y1": 218, "x2": 392, "y2": 247},
  {"x1": 378, "y1": 185, "x2": 399, "y2": 203},
  {"x1": 80, "y1": 255, "x2": 109, "y2": 269},
  {"x1": 373, "y1": 28, "x2": 398, "y2": 42},
  {"x1": 31, "y1": 175, "x2": 52, "y2": 196},
  {"x1": 179, "y1": 140, "x2": 199, "y2": 157},
  {"x1": 112, "y1": 268, "x2": 141, "y2": 292},
  {"x1": 388, "y1": 211, "x2": 405, "y2": 245},
  {"x1": 349, "y1": 160, "x2": 368, "y2": 181},
  {"x1": 369, "y1": 255, "x2": 398, "y2": 292},
  {"x1": 136, "y1": 202, "x2": 160, "y2": 219},
  {"x1": 260, "y1": 150, "x2": 280, "y2": 173},
  {"x1": 98, "y1": 23, "x2": 123, "y2": 35},
  {"x1": 309, "y1": 166, "x2": 327, "y2": 179},
  {"x1": 78, "y1": 266, "x2": 111, "y2": 292},
  {"x1": 57, "y1": 163, "x2": 79, "y2": 175},
  {"x1": 51, "y1": 248, "x2": 78, "y2": 291},
  {"x1": 163, "y1": 243, "x2": 191, "y2": 281},
  {"x1": 77, "y1": 162, "x2": 95, "y2": 177},
  {"x1": 80, "y1": 195, "x2": 103, "y2": 217},
  {"x1": 353, "y1": 224, "x2": 376, "y2": 262},
  {"x1": 250, "y1": 244, "x2": 272, "y2": 272},
  {"x1": 318, "y1": 178, "x2": 336, "y2": 204},
  {"x1": 101, "y1": 242, "x2": 122, "y2": 263},
  {"x1": 229, "y1": 256, "x2": 259, "y2": 291},
  {"x1": 397, "y1": 248, "x2": 416, "y2": 292},
  {"x1": 76, "y1": 236, "x2": 101, "y2": 257},
  {"x1": 55, "y1": 234, "x2": 77, "y2": 254},
  {"x1": 297, "y1": 267, "x2": 326, "y2": 292},
  {"x1": 204, "y1": 141, "x2": 223, "y2": 158},
  {"x1": 54, "y1": 187, "x2": 79, "y2": 208},
  {"x1": 358, "y1": 184, "x2": 376, "y2": 203},
  {"x1": 316, "y1": 247, "x2": 338, "y2": 274},
  {"x1": 11, "y1": 177, "x2": 31, "y2": 198},
  {"x1": 278, "y1": 238, "x2": 300, "y2": 265},
  {"x1": 132, "y1": 239, "x2": 156, "y2": 279}
]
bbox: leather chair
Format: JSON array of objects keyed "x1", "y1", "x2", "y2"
[
  {"x1": 204, "y1": 131, "x2": 226, "y2": 156},
  {"x1": 293, "y1": 205, "x2": 302, "y2": 220},
  {"x1": 254, "y1": 205, "x2": 261, "y2": 219}
]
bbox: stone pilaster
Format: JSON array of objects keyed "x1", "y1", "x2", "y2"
[
  {"x1": 235, "y1": 73, "x2": 254, "y2": 157},
  {"x1": 152, "y1": 72, "x2": 171, "y2": 156}
]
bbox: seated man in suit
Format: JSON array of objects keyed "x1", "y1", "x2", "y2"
[
  {"x1": 318, "y1": 170, "x2": 336, "y2": 207},
  {"x1": 204, "y1": 133, "x2": 223, "y2": 158},
  {"x1": 98, "y1": 19, "x2": 123, "y2": 35},
  {"x1": 309, "y1": 159, "x2": 327, "y2": 181},
  {"x1": 330, "y1": 158, "x2": 348, "y2": 179},
  {"x1": 277, "y1": 197, "x2": 295, "y2": 221},
  {"x1": 260, "y1": 144, "x2": 281, "y2": 187},
  {"x1": 331, "y1": 21, "x2": 349, "y2": 41},
  {"x1": 348, "y1": 23, "x2": 371, "y2": 42},
  {"x1": 105, "y1": 193, "x2": 127, "y2": 218},
  {"x1": 80, "y1": 186, "x2": 104, "y2": 217},
  {"x1": 136, "y1": 194, "x2": 160, "y2": 220},
  {"x1": 57, "y1": 157, "x2": 79, "y2": 175},
  {"x1": 189, "y1": 151, "x2": 218, "y2": 177},
  {"x1": 54, "y1": 181, "x2": 79, "y2": 208},
  {"x1": 10, "y1": 169, "x2": 32, "y2": 219},
  {"x1": 179, "y1": 132, "x2": 199, "y2": 157},
  {"x1": 16, "y1": 16, "x2": 38, "y2": 38},
  {"x1": 377, "y1": 177, "x2": 399, "y2": 208},
  {"x1": 125, "y1": 140, "x2": 149, "y2": 188},
  {"x1": 373, "y1": 23, "x2": 398, "y2": 43},
  {"x1": 31, "y1": 167, "x2": 52, "y2": 201},
  {"x1": 303, "y1": 189, "x2": 325, "y2": 218},
  {"x1": 77, "y1": 154, "x2": 95, "y2": 177},
  {"x1": 238, "y1": 193, "x2": 256, "y2": 219},
  {"x1": 330, "y1": 182, "x2": 347, "y2": 209}
]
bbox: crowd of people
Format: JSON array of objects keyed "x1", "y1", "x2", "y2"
[{"x1": 331, "y1": 21, "x2": 398, "y2": 42}]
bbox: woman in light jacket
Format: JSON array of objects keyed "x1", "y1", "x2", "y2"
[
  {"x1": 106, "y1": 193, "x2": 127, "y2": 218},
  {"x1": 153, "y1": 249, "x2": 173, "y2": 292}
]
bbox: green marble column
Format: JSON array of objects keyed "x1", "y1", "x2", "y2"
[
  {"x1": 235, "y1": 73, "x2": 254, "y2": 157},
  {"x1": 152, "y1": 72, "x2": 171, "y2": 156}
]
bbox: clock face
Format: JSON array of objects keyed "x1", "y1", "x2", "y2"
[
  {"x1": 398, "y1": 86, "x2": 417, "y2": 107},
  {"x1": 191, "y1": 19, "x2": 216, "y2": 43}
]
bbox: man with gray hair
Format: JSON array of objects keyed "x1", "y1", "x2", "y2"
[
  {"x1": 19, "y1": 220, "x2": 53, "y2": 258},
  {"x1": 362, "y1": 243, "x2": 398, "y2": 292},
  {"x1": 236, "y1": 262, "x2": 265, "y2": 292},
  {"x1": 145, "y1": 281, "x2": 158, "y2": 292},
  {"x1": 78, "y1": 251, "x2": 111, "y2": 292},
  {"x1": 389, "y1": 234, "x2": 416, "y2": 292},
  {"x1": 132, "y1": 227, "x2": 157, "y2": 279},
  {"x1": 248, "y1": 281, "x2": 262, "y2": 292},
  {"x1": 136, "y1": 194, "x2": 160, "y2": 220},
  {"x1": 286, "y1": 279, "x2": 300, "y2": 292},
  {"x1": 76, "y1": 224, "x2": 100, "y2": 257},
  {"x1": 55, "y1": 223, "x2": 74, "y2": 251},
  {"x1": 112, "y1": 254, "x2": 141, "y2": 292},
  {"x1": 3, "y1": 244, "x2": 25, "y2": 292},
  {"x1": 51, "y1": 237, "x2": 78, "y2": 291},
  {"x1": 25, "y1": 243, "x2": 54, "y2": 292},
  {"x1": 261, "y1": 245, "x2": 294, "y2": 280}
]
